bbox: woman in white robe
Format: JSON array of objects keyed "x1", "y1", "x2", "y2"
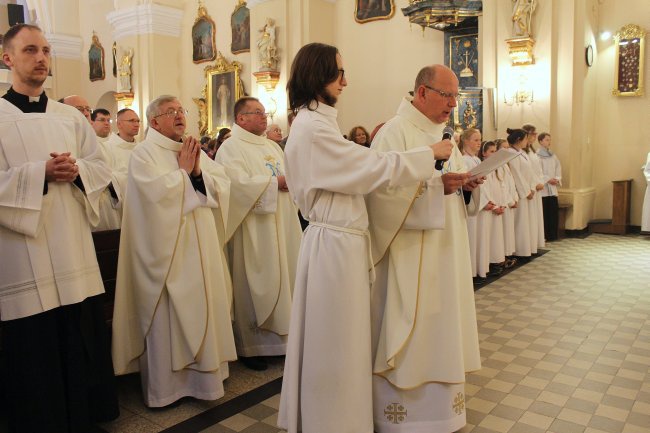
[
  {"x1": 523, "y1": 124, "x2": 545, "y2": 251},
  {"x1": 460, "y1": 128, "x2": 490, "y2": 279},
  {"x1": 641, "y1": 152, "x2": 650, "y2": 233},
  {"x1": 278, "y1": 43, "x2": 444, "y2": 433},
  {"x1": 506, "y1": 128, "x2": 535, "y2": 259},
  {"x1": 480, "y1": 142, "x2": 507, "y2": 269},
  {"x1": 495, "y1": 139, "x2": 518, "y2": 262}
]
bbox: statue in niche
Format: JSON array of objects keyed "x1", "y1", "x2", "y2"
[
  {"x1": 118, "y1": 48, "x2": 134, "y2": 93},
  {"x1": 257, "y1": 18, "x2": 279, "y2": 71},
  {"x1": 463, "y1": 101, "x2": 477, "y2": 129},
  {"x1": 512, "y1": 0, "x2": 537, "y2": 37}
]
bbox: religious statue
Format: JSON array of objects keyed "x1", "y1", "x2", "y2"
[
  {"x1": 512, "y1": 0, "x2": 537, "y2": 37},
  {"x1": 193, "y1": 97, "x2": 209, "y2": 136},
  {"x1": 257, "y1": 18, "x2": 279, "y2": 71},
  {"x1": 118, "y1": 48, "x2": 134, "y2": 93},
  {"x1": 463, "y1": 101, "x2": 477, "y2": 129}
]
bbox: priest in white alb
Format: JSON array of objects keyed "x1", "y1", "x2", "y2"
[
  {"x1": 367, "y1": 65, "x2": 482, "y2": 433},
  {"x1": 0, "y1": 24, "x2": 118, "y2": 432},
  {"x1": 94, "y1": 107, "x2": 141, "y2": 230},
  {"x1": 215, "y1": 97, "x2": 301, "y2": 371},
  {"x1": 111, "y1": 95, "x2": 237, "y2": 407}
]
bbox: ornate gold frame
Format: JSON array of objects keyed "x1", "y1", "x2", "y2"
[
  {"x1": 612, "y1": 24, "x2": 646, "y2": 97},
  {"x1": 192, "y1": 3, "x2": 217, "y2": 64},
  {"x1": 354, "y1": 0, "x2": 395, "y2": 24},
  {"x1": 197, "y1": 52, "x2": 245, "y2": 136}
]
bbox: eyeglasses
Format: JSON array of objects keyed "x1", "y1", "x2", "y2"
[
  {"x1": 75, "y1": 106, "x2": 93, "y2": 113},
  {"x1": 121, "y1": 119, "x2": 141, "y2": 123},
  {"x1": 338, "y1": 68, "x2": 345, "y2": 79},
  {"x1": 423, "y1": 85, "x2": 459, "y2": 100},
  {"x1": 240, "y1": 110, "x2": 269, "y2": 118},
  {"x1": 154, "y1": 108, "x2": 188, "y2": 119}
]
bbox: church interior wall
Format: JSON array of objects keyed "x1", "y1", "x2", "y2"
[{"x1": 591, "y1": 0, "x2": 649, "y2": 226}]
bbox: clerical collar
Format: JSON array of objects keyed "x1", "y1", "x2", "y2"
[{"x1": 2, "y1": 87, "x2": 48, "y2": 113}]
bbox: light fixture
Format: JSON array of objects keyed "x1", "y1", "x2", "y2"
[
  {"x1": 600, "y1": 31, "x2": 612, "y2": 41},
  {"x1": 401, "y1": 0, "x2": 482, "y2": 31},
  {"x1": 503, "y1": 88, "x2": 534, "y2": 106}
]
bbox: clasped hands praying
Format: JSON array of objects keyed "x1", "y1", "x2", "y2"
[
  {"x1": 177, "y1": 136, "x2": 202, "y2": 178},
  {"x1": 45, "y1": 152, "x2": 79, "y2": 182}
]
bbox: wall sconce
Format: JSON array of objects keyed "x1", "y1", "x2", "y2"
[{"x1": 503, "y1": 88, "x2": 534, "y2": 106}]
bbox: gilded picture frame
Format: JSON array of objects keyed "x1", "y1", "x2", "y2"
[
  {"x1": 88, "y1": 33, "x2": 105, "y2": 81},
  {"x1": 192, "y1": 4, "x2": 217, "y2": 64},
  {"x1": 202, "y1": 52, "x2": 245, "y2": 136},
  {"x1": 354, "y1": 0, "x2": 395, "y2": 24},
  {"x1": 453, "y1": 89, "x2": 483, "y2": 132},
  {"x1": 612, "y1": 24, "x2": 646, "y2": 97},
  {"x1": 231, "y1": 0, "x2": 251, "y2": 55}
]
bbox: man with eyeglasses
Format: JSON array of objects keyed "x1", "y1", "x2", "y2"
[
  {"x1": 367, "y1": 64, "x2": 482, "y2": 433},
  {"x1": 0, "y1": 24, "x2": 118, "y2": 432},
  {"x1": 91, "y1": 108, "x2": 112, "y2": 143},
  {"x1": 59, "y1": 94, "x2": 93, "y2": 122},
  {"x1": 215, "y1": 96, "x2": 302, "y2": 371},
  {"x1": 94, "y1": 108, "x2": 141, "y2": 230},
  {"x1": 112, "y1": 94, "x2": 237, "y2": 407}
]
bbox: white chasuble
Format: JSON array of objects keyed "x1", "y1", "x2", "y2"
[
  {"x1": 642, "y1": 153, "x2": 650, "y2": 232},
  {"x1": 278, "y1": 102, "x2": 436, "y2": 433},
  {"x1": 93, "y1": 133, "x2": 138, "y2": 231},
  {"x1": 0, "y1": 99, "x2": 110, "y2": 320},
  {"x1": 215, "y1": 125, "x2": 301, "y2": 356},
  {"x1": 367, "y1": 98, "x2": 481, "y2": 433},
  {"x1": 111, "y1": 128, "x2": 236, "y2": 406}
]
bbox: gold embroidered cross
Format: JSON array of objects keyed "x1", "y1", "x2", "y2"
[
  {"x1": 384, "y1": 403, "x2": 407, "y2": 424},
  {"x1": 453, "y1": 392, "x2": 465, "y2": 415}
]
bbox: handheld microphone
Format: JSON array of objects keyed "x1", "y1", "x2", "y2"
[{"x1": 435, "y1": 126, "x2": 455, "y2": 171}]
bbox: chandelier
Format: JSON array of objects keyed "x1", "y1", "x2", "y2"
[{"x1": 402, "y1": 0, "x2": 482, "y2": 31}]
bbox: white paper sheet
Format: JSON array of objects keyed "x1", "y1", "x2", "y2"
[{"x1": 469, "y1": 148, "x2": 520, "y2": 179}]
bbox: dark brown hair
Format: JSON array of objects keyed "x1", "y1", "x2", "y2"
[
  {"x1": 2, "y1": 24, "x2": 42, "y2": 52},
  {"x1": 287, "y1": 43, "x2": 340, "y2": 113},
  {"x1": 234, "y1": 96, "x2": 260, "y2": 119},
  {"x1": 506, "y1": 128, "x2": 527, "y2": 146},
  {"x1": 538, "y1": 132, "x2": 550, "y2": 142}
]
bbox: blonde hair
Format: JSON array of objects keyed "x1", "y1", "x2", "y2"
[{"x1": 458, "y1": 128, "x2": 480, "y2": 154}]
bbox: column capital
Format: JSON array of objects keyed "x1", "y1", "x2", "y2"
[
  {"x1": 45, "y1": 33, "x2": 83, "y2": 60},
  {"x1": 107, "y1": 4, "x2": 183, "y2": 40}
]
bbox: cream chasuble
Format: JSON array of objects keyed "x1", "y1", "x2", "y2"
[
  {"x1": 111, "y1": 128, "x2": 236, "y2": 406},
  {"x1": 94, "y1": 133, "x2": 137, "y2": 231},
  {"x1": 278, "y1": 102, "x2": 436, "y2": 433},
  {"x1": 0, "y1": 99, "x2": 110, "y2": 320},
  {"x1": 215, "y1": 124, "x2": 301, "y2": 356},
  {"x1": 367, "y1": 98, "x2": 481, "y2": 433}
]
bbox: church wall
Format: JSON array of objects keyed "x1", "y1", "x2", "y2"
[
  {"x1": 330, "y1": 0, "x2": 445, "y2": 136},
  {"x1": 592, "y1": 0, "x2": 650, "y2": 226}
]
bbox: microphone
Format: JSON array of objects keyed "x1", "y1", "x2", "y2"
[{"x1": 435, "y1": 126, "x2": 455, "y2": 171}]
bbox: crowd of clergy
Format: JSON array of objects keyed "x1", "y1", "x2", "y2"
[{"x1": 1, "y1": 22, "x2": 596, "y2": 433}]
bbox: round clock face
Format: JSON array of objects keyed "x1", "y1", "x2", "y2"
[{"x1": 586, "y1": 45, "x2": 594, "y2": 67}]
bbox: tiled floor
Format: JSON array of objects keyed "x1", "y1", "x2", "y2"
[
  {"x1": 4, "y1": 233, "x2": 649, "y2": 433},
  {"x1": 200, "y1": 234, "x2": 650, "y2": 433}
]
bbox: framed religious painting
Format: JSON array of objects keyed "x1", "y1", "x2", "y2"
[
  {"x1": 354, "y1": 0, "x2": 395, "y2": 24},
  {"x1": 88, "y1": 33, "x2": 105, "y2": 81},
  {"x1": 446, "y1": 30, "x2": 479, "y2": 88},
  {"x1": 192, "y1": 3, "x2": 217, "y2": 64},
  {"x1": 231, "y1": 0, "x2": 250, "y2": 54},
  {"x1": 203, "y1": 52, "x2": 245, "y2": 135},
  {"x1": 612, "y1": 24, "x2": 646, "y2": 97}
]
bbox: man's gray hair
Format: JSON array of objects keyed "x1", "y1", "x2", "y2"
[
  {"x1": 413, "y1": 65, "x2": 438, "y2": 94},
  {"x1": 146, "y1": 95, "x2": 178, "y2": 122}
]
